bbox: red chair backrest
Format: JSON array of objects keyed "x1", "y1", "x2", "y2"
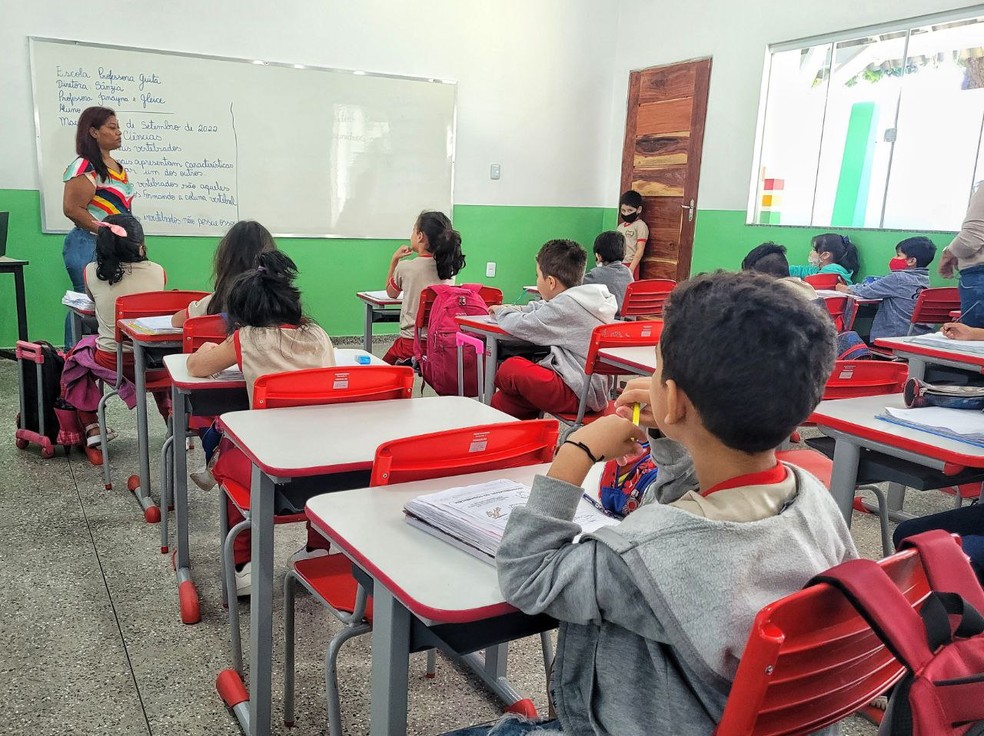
[
  {"x1": 251, "y1": 366, "x2": 414, "y2": 410},
  {"x1": 370, "y1": 418, "x2": 558, "y2": 486},
  {"x1": 803, "y1": 273, "x2": 840, "y2": 289},
  {"x1": 182, "y1": 314, "x2": 228, "y2": 353},
  {"x1": 911, "y1": 287, "x2": 960, "y2": 326},
  {"x1": 823, "y1": 360, "x2": 908, "y2": 400},
  {"x1": 584, "y1": 320, "x2": 663, "y2": 378},
  {"x1": 620, "y1": 279, "x2": 675, "y2": 319},
  {"x1": 822, "y1": 295, "x2": 855, "y2": 332},
  {"x1": 416, "y1": 284, "x2": 504, "y2": 330},
  {"x1": 114, "y1": 290, "x2": 210, "y2": 343},
  {"x1": 714, "y1": 547, "x2": 931, "y2": 736}
]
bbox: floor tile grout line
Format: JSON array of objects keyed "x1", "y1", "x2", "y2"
[{"x1": 67, "y1": 456, "x2": 154, "y2": 736}]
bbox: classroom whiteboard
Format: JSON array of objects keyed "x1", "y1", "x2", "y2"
[{"x1": 30, "y1": 38, "x2": 456, "y2": 238}]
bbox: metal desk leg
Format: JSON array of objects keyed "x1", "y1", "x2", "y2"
[
  {"x1": 173, "y1": 386, "x2": 200, "y2": 624},
  {"x1": 131, "y1": 342, "x2": 160, "y2": 523},
  {"x1": 13, "y1": 265, "x2": 28, "y2": 342},
  {"x1": 483, "y1": 335, "x2": 499, "y2": 406},
  {"x1": 906, "y1": 357, "x2": 927, "y2": 381},
  {"x1": 369, "y1": 586, "x2": 412, "y2": 736},
  {"x1": 70, "y1": 311, "x2": 82, "y2": 348},
  {"x1": 247, "y1": 465, "x2": 276, "y2": 736},
  {"x1": 363, "y1": 303, "x2": 374, "y2": 353},
  {"x1": 829, "y1": 438, "x2": 862, "y2": 526},
  {"x1": 457, "y1": 644, "x2": 525, "y2": 705}
]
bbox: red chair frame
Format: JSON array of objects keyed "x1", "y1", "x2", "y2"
[
  {"x1": 821, "y1": 295, "x2": 856, "y2": 332},
  {"x1": 803, "y1": 273, "x2": 841, "y2": 289},
  {"x1": 620, "y1": 279, "x2": 675, "y2": 320},
  {"x1": 182, "y1": 314, "x2": 228, "y2": 353},
  {"x1": 714, "y1": 545, "x2": 931, "y2": 735},
  {"x1": 821, "y1": 360, "x2": 908, "y2": 400},
  {"x1": 251, "y1": 365, "x2": 415, "y2": 409},
  {"x1": 909, "y1": 287, "x2": 960, "y2": 334}
]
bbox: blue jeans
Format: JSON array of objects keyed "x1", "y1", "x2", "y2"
[
  {"x1": 442, "y1": 717, "x2": 562, "y2": 736},
  {"x1": 893, "y1": 503, "x2": 984, "y2": 581},
  {"x1": 958, "y1": 264, "x2": 984, "y2": 328},
  {"x1": 63, "y1": 227, "x2": 96, "y2": 347}
]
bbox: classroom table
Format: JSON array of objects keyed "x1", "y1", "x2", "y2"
[
  {"x1": 66, "y1": 304, "x2": 94, "y2": 349},
  {"x1": 1, "y1": 256, "x2": 29, "y2": 342},
  {"x1": 597, "y1": 345, "x2": 656, "y2": 376},
  {"x1": 215, "y1": 395, "x2": 516, "y2": 736},
  {"x1": 162, "y1": 349, "x2": 385, "y2": 625},
  {"x1": 456, "y1": 314, "x2": 534, "y2": 404},
  {"x1": 811, "y1": 394, "x2": 984, "y2": 525},
  {"x1": 874, "y1": 335, "x2": 984, "y2": 380},
  {"x1": 306, "y1": 462, "x2": 604, "y2": 736},
  {"x1": 814, "y1": 289, "x2": 881, "y2": 306},
  {"x1": 118, "y1": 319, "x2": 183, "y2": 521},
  {"x1": 356, "y1": 290, "x2": 402, "y2": 352}
]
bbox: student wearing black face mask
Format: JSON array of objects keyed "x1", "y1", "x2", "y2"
[{"x1": 617, "y1": 189, "x2": 647, "y2": 277}]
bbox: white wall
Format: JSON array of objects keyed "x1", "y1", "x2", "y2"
[
  {"x1": 608, "y1": 0, "x2": 979, "y2": 211},
  {"x1": 0, "y1": 0, "x2": 617, "y2": 208}
]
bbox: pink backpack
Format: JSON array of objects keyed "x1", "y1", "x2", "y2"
[
  {"x1": 811, "y1": 530, "x2": 984, "y2": 735},
  {"x1": 413, "y1": 284, "x2": 489, "y2": 397}
]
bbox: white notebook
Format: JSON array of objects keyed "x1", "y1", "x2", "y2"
[
  {"x1": 132, "y1": 315, "x2": 182, "y2": 333},
  {"x1": 910, "y1": 332, "x2": 984, "y2": 355},
  {"x1": 361, "y1": 289, "x2": 403, "y2": 301}
]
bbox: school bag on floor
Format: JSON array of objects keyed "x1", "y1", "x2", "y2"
[
  {"x1": 810, "y1": 530, "x2": 984, "y2": 736},
  {"x1": 414, "y1": 284, "x2": 489, "y2": 397},
  {"x1": 14, "y1": 341, "x2": 66, "y2": 456}
]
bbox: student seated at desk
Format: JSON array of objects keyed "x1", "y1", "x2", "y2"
[
  {"x1": 382, "y1": 210, "x2": 465, "y2": 365},
  {"x1": 171, "y1": 220, "x2": 276, "y2": 327},
  {"x1": 489, "y1": 239, "x2": 617, "y2": 420},
  {"x1": 741, "y1": 241, "x2": 819, "y2": 302},
  {"x1": 61, "y1": 214, "x2": 169, "y2": 465},
  {"x1": 789, "y1": 232, "x2": 860, "y2": 285},
  {"x1": 186, "y1": 250, "x2": 335, "y2": 596},
  {"x1": 835, "y1": 236, "x2": 936, "y2": 341},
  {"x1": 583, "y1": 231, "x2": 633, "y2": 311},
  {"x1": 450, "y1": 272, "x2": 857, "y2": 736}
]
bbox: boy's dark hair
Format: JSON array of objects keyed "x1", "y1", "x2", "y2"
[
  {"x1": 210, "y1": 220, "x2": 277, "y2": 315},
  {"x1": 812, "y1": 233, "x2": 860, "y2": 280},
  {"x1": 95, "y1": 213, "x2": 146, "y2": 285},
  {"x1": 226, "y1": 250, "x2": 305, "y2": 331},
  {"x1": 619, "y1": 190, "x2": 643, "y2": 208},
  {"x1": 660, "y1": 271, "x2": 835, "y2": 453},
  {"x1": 75, "y1": 106, "x2": 116, "y2": 181},
  {"x1": 537, "y1": 239, "x2": 587, "y2": 289},
  {"x1": 896, "y1": 236, "x2": 936, "y2": 268},
  {"x1": 415, "y1": 211, "x2": 466, "y2": 280},
  {"x1": 593, "y1": 231, "x2": 625, "y2": 264},
  {"x1": 741, "y1": 242, "x2": 790, "y2": 278}
]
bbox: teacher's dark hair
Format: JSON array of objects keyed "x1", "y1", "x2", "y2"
[
  {"x1": 226, "y1": 250, "x2": 305, "y2": 331},
  {"x1": 415, "y1": 211, "x2": 465, "y2": 280},
  {"x1": 95, "y1": 214, "x2": 146, "y2": 285},
  {"x1": 76, "y1": 107, "x2": 116, "y2": 181},
  {"x1": 210, "y1": 221, "x2": 277, "y2": 315}
]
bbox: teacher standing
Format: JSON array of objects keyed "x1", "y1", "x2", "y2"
[
  {"x1": 940, "y1": 184, "x2": 984, "y2": 328},
  {"x1": 61, "y1": 106, "x2": 135, "y2": 345}
]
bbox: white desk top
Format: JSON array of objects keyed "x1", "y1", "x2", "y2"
[
  {"x1": 598, "y1": 346, "x2": 656, "y2": 375},
  {"x1": 523, "y1": 285, "x2": 540, "y2": 294},
  {"x1": 219, "y1": 395, "x2": 514, "y2": 478},
  {"x1": 811, "y1": 394, "x2": 984, "y2": 465},
  {"x1": 456, "y1": 314, "x2": 510, "y2": 336},
  {"x1": 875, "y1": 335, "x2": 984, "y2": 365},
  {"x1": 164, "y1": 349, "x2": 384, "y2": 389},
  {"x1": 306, "y1": 463, "x2": 604, "y2": 624},
  {"x1": 357, "y1": 290, "x2": 403, "y2": 306},
  {"x1": 815, "y1": 289, "x2": 881, "y2": 305}
]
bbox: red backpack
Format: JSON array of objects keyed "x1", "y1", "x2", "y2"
[
  {"x1": 413, "y1": 284, "x2": 489, "y2": 397},
  {"x1": 811, "y1": 530, "x2": 984, "y2": 736}
]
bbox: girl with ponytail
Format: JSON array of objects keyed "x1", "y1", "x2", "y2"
[
  {"x1": 382, "y1": 210, "x2": 466, "y2": 364},
  {"x1": 789, "y1": 233, "x2": 861, "y2": 284}
]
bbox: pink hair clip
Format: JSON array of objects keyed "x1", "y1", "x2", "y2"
[{"x1": 95, "y1": 221, "x2": 127, "y2": 238}]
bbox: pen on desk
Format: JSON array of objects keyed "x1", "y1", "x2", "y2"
[{"x1": 632, "y1": 403, "x2": 641, "y2": 426}]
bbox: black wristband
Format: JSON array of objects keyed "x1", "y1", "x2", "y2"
[{"x1": 562, "y1": 440, "x2": 603, "y2": 464}]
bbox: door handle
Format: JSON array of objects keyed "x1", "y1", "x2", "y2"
[{"x1": 681, "y1": 199, "x2": 695, "y2": 223}]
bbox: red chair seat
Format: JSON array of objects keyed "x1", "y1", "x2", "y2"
[
  {"x1": 293, "y1": 554, "x2": 373, "y2": 621},
  {"x1": 221, "y1": 479, "x2": 306, "y2": 524}
]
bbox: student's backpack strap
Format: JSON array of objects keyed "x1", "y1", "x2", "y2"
[{"x1": 899, "y1": 529, "x2": 984, "y2": 612}]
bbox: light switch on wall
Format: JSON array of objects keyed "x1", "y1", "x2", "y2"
[
  {"x1": 486, "y1": 262, "x2": 496, "y2": 277},
  {"x1": 490, "y1": 163, "x2": 501, "y2": 180}
]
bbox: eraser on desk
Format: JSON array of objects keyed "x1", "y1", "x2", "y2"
[{"x1": 356, "y1": 355, "x2": 372, "y2": 365}]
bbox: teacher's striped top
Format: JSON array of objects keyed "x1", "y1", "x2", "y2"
[{"x1": 63, "y1": 157, "x2": 136, "y2": 221}]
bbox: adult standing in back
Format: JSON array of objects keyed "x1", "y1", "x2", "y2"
[
  {"x1": 61, "y1": 106, "x2": 136, "y2": 345},
  {"x1": 940, "y1": 184, "x2": 984, "y2": 327}
]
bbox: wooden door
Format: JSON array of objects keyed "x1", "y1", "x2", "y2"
[{"x1": 620, "y1": 59, "x2": 711, "y2": 282}]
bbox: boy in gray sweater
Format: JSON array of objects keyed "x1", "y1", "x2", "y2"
[
  {"x1": 454, "y1": 272, "x2": 857, "y2": 736},
  {"x1": 583, "y1": 231, "x2": 634, "y2": 311},
  {"x1": 490, "y1": 239, "x2": 617, "y2": 419}
]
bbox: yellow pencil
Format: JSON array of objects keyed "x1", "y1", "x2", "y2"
[{"x1": 632, "y1": 403, "x2": 641, "y2": 426}]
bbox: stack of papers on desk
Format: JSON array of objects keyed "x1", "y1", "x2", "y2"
[
  {"x1": 404, "y1": 478, "x2": 619, "y2": 563},
  {"x1": 878, "y1": 406, "x2": 984, "y2": 448},
  {"x1": 910, "y1": 332, "x2": 984, "y2": 355},
  {"x1": 362, "y1": 289, "x2": 403, "y2": 300},
  {"x1": 62, "y1": 290, "x2": 94, "y2": 310},
  {"x1": 131, "y1": 315, "x2": 182, "y2": 333}
]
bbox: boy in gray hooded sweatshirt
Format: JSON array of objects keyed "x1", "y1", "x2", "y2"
[
  {"x1": 451, "y1": 272, "x2": 857, "y2": 736},
  {"x1": 490, "y1": 239, "x2": 617, "y2": 419}
]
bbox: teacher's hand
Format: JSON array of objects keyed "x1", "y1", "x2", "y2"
[{"x1": 939, "y1": 249, "x2": 957, "y2": 279}]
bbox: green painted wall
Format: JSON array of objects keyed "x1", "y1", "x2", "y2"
[
  {"x1": 691, "y1": 209, "x2": 958, "y2": 287},
  {"x1": 0, "y1": 188, "x2": 608, "y2": 347}
]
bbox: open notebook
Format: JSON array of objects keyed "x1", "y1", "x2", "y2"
[
  {"x1": 909, "y1": 332, "x2": 984, "y2": 356},
  {"x1": 878, "y1": 406, "x2": 984, "y2": 448},
  {"x1": 404, "y1": 478, "x2": 619, "y2": 564}
]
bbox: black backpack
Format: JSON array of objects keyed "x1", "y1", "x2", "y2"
[{"x1": 17, "y1": 341, "x2": 65, "y2": 442}]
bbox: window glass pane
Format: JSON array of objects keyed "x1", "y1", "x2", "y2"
[
  {"x1": 883, "y1": 17, "x2": 984, "y2": 230},
  {"x1": 812, "y1": 31, "x2": 907, "y2": 228},
  {"x1": 753, "y1": 44, "x2": 831, "y2": 225}
]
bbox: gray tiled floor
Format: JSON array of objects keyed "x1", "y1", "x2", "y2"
[{"x1": 0, "y1": 348, "x2": 956, "y2": 735}]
